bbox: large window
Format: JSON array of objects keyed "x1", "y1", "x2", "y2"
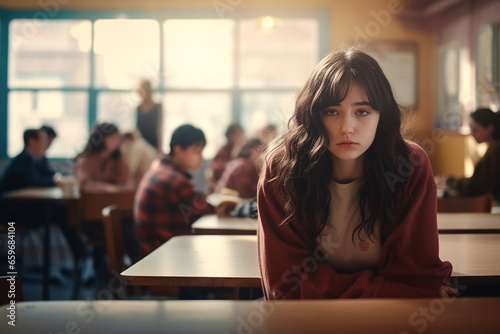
[
  {"x1": 8, "y1": 19, "x2": 91, "y2": 158},
  {"x1": 476, "y1": 23, "x2": 499, "y2": 110},
  {"x1": 4, "y1": 11, "x2": 324, "y2": 159}
]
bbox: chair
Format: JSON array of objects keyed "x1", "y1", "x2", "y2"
[
  {"x1": 102, "y1": 205, "x2": 137, "y2": 298},
  {"x1": 437, "y1": 195, "x2": 493, "y2": 213},
  {"x1": 101, "y1": 205, "x2": 130, "y2": 274},
  {"x1": 79, "y1": 189, "x2": 135, "y2": 222},
  {"x1": 73, "y1": 189, "x2": 135, "y2": 298}
]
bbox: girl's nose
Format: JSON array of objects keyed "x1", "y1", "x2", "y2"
[{"x1": 340, "y1": 115, "x2": 354, "y2": 135}]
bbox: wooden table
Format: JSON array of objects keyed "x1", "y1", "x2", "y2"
[
  {"x1": 122, "y1": 233, "x2": 500, "y2": 289},
  {"x1": 2, "y1": 298, "x2": 499, "y2": 333},
  {"x1": 439, "y1": 233, "x2": 500, "y2": 285},
  {"x1": 2, "y1": 187, "x2": 79, "y2": 300},
  {"x1": 438, "y1": 213, "x2": 500, "y2": 233},
  {"x1": 191, "y1": 215, "x2": 257, "y2": 235},
  {"x1": 121, "y1": 235, "x2": 260, "y2": 287}
]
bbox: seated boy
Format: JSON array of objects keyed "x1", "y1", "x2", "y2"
[{"x1": 134, "y1": 124, "x2": 215, "y2": 257}]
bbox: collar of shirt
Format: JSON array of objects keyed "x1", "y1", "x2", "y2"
[{"x1": 160, "y1": 155, "x2": 192, "y2": 179}]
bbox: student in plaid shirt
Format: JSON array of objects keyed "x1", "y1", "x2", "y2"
[{"x1": 134, "y1": 124, "x2": 215, "y2": 257}]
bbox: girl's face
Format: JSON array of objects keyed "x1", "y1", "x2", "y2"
[
  {"x1": 321, "y1": 82, "x2": 380, "y2": 163},
  {"x1": 228, "y1": 127, "x2": 244, "y2": 145},
  {"x1": 104, "y1": 132, "x2": 121, "y2": 154},
  {"x1": 470, "y1": 119, "x2": 494, "y2": 144}
]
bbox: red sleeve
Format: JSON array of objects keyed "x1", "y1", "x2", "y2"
[
  {"x1": 115, "y1": 157, "x2": 131, "y2": 185},
  {"x1": 257, "y1": 142, "x2": 452, "y2": 300},
  {"x1": 74, "y1": 155, "x2": 109, "y2": 191}
]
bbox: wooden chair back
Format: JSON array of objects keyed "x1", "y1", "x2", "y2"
[
  {"x1": 437, "y1": 195, "x2": 493, "y2": 213},
  {"x1": 80, "y1": 189, "x2": 135, "y2": 222},
  {"x1": 101, "y1": 205, "x2": 131, "y2": 273}
]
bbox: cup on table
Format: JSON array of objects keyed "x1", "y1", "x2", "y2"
[{"x1": 59, "y1": 175, "x2": 79, "y2": 196}]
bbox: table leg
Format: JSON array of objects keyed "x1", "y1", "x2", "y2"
[{"x1": 43, "y1": 203, "x2": 51, "y2": 300}]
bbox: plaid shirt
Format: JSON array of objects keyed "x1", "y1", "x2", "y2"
[{"x1": 134, "y1": 155, "x2": 214, "y2": 257}]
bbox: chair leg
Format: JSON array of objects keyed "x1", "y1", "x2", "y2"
[{"x1": 72, "y1": 257, "x2": 86, "y2": 300}]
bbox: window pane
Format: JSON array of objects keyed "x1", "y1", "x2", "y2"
[
  {"x1": 163, "y1": 93, "x2": 231, "y2": 158},
  {"x1": 96, "y1": 91, "x2": 140, "y2": 133},
  {"x1": 238, "y1": 18, "x2": 318, "y2": 88},
  {"x1": 9, "y1": 20, "x2": 91, "y2": 88},
  {"x1": 241, "y1": 92, "x2": 295, "y2": 136},
  {"x1": 8, "y1": 91, "x2": 88, "y2": 158},
  {"x1": 476, "y1": 24, "x2": 494, "y2": 107},
  {"x1": 163, "y1": 19, "x2": 234, "y2": 88},
  {"x1": 94, "y1": 19, "x2": 160, "y2": 89}
]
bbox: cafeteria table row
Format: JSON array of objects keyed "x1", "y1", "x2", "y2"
[
  {"x1": 2, "y1": 298, "x2": 499, "y2": 333},
  {"x1": 192, "y1": 213, "x2": 500, "y2": 235}
]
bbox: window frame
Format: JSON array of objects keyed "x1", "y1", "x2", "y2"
[{"x1": 0, "y1": 8, "x2": 329, "y2": 160}]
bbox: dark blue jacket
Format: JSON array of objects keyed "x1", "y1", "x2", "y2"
[{"x1": 0, "y1": 149, "x2": 56, "y2": 193}]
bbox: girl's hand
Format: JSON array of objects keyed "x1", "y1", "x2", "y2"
[{"x1": 439, "y1": 284, "x2": 458, "y2": 298}]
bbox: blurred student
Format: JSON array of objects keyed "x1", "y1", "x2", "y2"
[
  {"x1": 0, "y1": 129, "x2": 60, "y2": 192},
  {"x1": 74, "y1": 122, "x2": 133, "y2": 275},
  {"x1": 205, "y1": 123, "x2": 244, "y2": 194},
  {"x1": 136, "y1": 79, "x2": 163, "y2": 153},
  {"x1": 40, "y1": 124, "x2": 57, "y2": 149},
  {"x1": 258, "y1": 49, "x2": 454, "y2": 300},
  {"x1": 121, "y1": 130, "x2": 157, "y2": 188},
  {"x1": 256, "y1": 124, "x2": 278, "y2": 145},
  {"x1": 0, "y1": 128, "x2": 86, "y2": 265},
  {"x1": 216, "y1": 138, "x2": 263, "y2": 199},
  {"x1": 38, "y1": 125, "x2": 58, "y2": 176},
  {"x1": 134, "y1": 124, "x2": 215, "y2": 257},
  {"x1": 445, "y1": 108, "x2": 500, "y2": 207},
  {"x1": 74, "y1": 122, "x2": 131, "y2": 192}
]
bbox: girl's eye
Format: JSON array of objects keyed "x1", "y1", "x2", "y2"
[
  {"x1": 357, "y1": 109, "x2": 370, "y2": 116},
  {"x1": 324, "y1": 109, "x2": 338, "y2": 116}
]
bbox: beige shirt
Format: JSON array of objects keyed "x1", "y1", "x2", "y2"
[
  {"x1": 317, "y1": 178, "x2": 382, "y2": 274},
  {"x1": 121, "y1": 135, "x2": 157, "y2": 188}
]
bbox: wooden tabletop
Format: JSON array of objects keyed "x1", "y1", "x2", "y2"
[
  {"x1": 121, "y1": 235, "x2": 260, "y2": 287},
  {"x1": 191, "y1": 214, "x2": 257, "y2": 235},
  {"x1": 2, "y1": 298, "x2": 499, "y2": 334},
  {"x1": 122, "y1": 233, "x2": 500, "y2": 288},
  {"x1": 439, "y1": 233, "x2": 500, "y2": 285},
  {"x1": 438, "y1": 213, "x2": 500, "y2": 233},
  {"x1": 2, "y1": 186, "x2": 79, "y2": 201}
]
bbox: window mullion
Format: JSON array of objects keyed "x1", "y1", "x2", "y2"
[
  {"x1": 232, "y1": 18, "x2": 240, "y2": 123},
  {"x1": 89, "y1": 19, "x2": 97, "y2": 130}
]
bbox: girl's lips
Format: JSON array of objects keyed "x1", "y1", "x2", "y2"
[{"x1": 337, "y1": 141, "x2": 357, "y2": 148}]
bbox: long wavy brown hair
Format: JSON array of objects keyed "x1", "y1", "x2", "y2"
[{"x1": 267, "y1": 48, "x2": 411, "y2": 244}]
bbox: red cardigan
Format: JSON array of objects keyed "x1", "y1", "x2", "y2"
[{"x1": 257, "y1": 142, "x2": 452, "y2": 299}]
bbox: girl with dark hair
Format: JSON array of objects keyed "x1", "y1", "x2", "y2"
[
  {"x1": 205, "y1": 122, "x2": 245, "y2": 194},
  {"x1": 258, "y1": 49, "x2": 455, "y2": 299},
  {"x1": 74, "y1": 122, "x2": 131, "y2": 191},
  {"x1": 216, "y1": 138, "x2": 264, "y2": 199},
  {"x1": 445, "y1": 108, "x2": 500, "y2": 207}
]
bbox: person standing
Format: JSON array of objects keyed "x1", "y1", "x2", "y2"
[{"x1": 136, "y1": 79, "x2": 163, "y2": 154}]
